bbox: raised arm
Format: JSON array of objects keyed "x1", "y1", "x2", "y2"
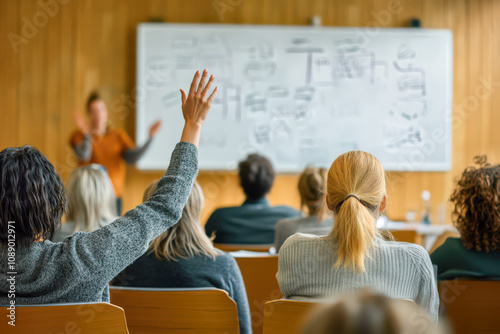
[
  {"x1": 71, "y1": 112, "x2": 93, "y2": 162},
  {"x1": 61, "y1": 70, "x2": 218, "y2": 284},
  {"x1": 122, "y1": 120, "x2": 162, "y2": 164}
]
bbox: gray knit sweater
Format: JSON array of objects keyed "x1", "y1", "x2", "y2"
[
  {"x1": 0, "y1": 142, "x2": 198, "y2": 305},
  {"x1": 277, "y1": 233, "x2": 439, "y2": 322}
]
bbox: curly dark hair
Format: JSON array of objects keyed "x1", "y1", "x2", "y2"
[
  {"x1": 0, "y1": 146, "x2": 68, "y2": 247},
  {"x1": 238, "y1": 154, "x2": 275, "y2": 201},
  {"x1": 451, "y1": 155, "x2": 500, "y2": 252}
]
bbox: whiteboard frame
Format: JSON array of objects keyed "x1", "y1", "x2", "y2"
[{"x1": 136, "y1": 23, "x2": 453, "y2": 172}]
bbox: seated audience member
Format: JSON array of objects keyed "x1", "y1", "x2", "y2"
[
  {"x1": 302, "y1": 293, "x2": 444, "y2": 334},
  {"x1": 205, "y1": 154, "x2": 300, "y2": 244},
  {"x1": 431, "y1": 156, "x2": 500, "y2": 280},
  {"x1": 0, "y1": 70, "x2": 217, "y2": 305},
  {"x1": 277, "y1": 151, "x2": 439, "y2": 321},
  {"x1": 275, "y1": 166, "x2": 333, "y2": 252},
  {"x1": 53, "y1": 164, "x2": 117, "y2": 242},
  {"x1": 112, "y1": 180, "x2": 252, "y2": 334}
]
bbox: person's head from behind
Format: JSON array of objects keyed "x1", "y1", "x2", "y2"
[
  {"x1": 66, "y1": 165, "x2": 116, "y2": 233},
  {"x1": 302, "y1": 293, "x2": 441, "y2": 334},
  {"x1": 326, "y1": 151, "x2": 387, "y2": 273},
  {"x1": 144, "y1": 180, "x2": 218, "y2": 261},
  {"x1": 238, "y1": 154, "x2": 275, "y2": 201},
  {"x1": 451, "y1": 155, "x2": 500, "y2": 252},
  {"x1": 86, "y1": 91, "x2": 108, "y2": 131},
  {"x1": 298, "y1": 166, "x2": 328, "y2": 219},
  {"x1": 0, "y1": 146, "x2": 67, "y2": 246}
]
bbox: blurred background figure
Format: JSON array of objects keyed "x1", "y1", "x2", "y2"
[
  {"x1": 274, "y1": 166, "x2": 333, "y2": 252},
  {"x1": 302, "y1": 293, "x2": 445, "y2": 334},
  {"x1": 70, "y1": 91, "x2": 161, "y2": 215},
  {"x1": 205, "y1": 153, "x2": 300, "y2": 244},
  {"x1": 52, "y1": 164, "x2": 117, "y2": 242}
]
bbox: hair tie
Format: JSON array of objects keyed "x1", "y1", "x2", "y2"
[{"x1": 344, "y1": 194, "x2": 360, "y2": 202}]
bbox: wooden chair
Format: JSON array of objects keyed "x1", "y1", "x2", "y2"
[
  {"x1": 215, "y1": 243, "x2": 275, "y2": 253},
  {"x1": 438, "y1": 280, "x2": 500, "y2": 334},
  {"x1": 263, "y1": 299, "x2": 417, "y2": 334},
  {"x1": 388, "y1": 230, "x2": 422, "y2": 245},
  {"x1": 109, "y1": 287, "x2": 239, "y2": 334},
  {"x1": 233, "y1": 255, "x2": 282, "y2": 334},
  {"x1": 0, "y1": 302, "x2": 128, "y2": 333},
  {"x1": 429, "y1": 231, "x2": 460, "y2": 254},
  {"x1": 263, "y1": 299, "x2": 319, "y2": 334}
]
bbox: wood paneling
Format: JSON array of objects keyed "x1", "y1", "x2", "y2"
[{"x1": 1, "y1": 0, "x2": 499, "y2": 225}]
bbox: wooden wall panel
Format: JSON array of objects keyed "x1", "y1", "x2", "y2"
[{"x1": 1, "y1": 0, "x2": 499, "y2": 226}]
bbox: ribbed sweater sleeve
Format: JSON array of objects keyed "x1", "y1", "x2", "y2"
[{"x1": 60, "y1": 141, "x2": 198, "y2": 285}]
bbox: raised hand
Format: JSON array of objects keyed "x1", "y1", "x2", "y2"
[
  {"x1": 74, "y1": 111, "x2": 90, "y2": 135},
  {"x1": 179, "y1": 70, "x2": 218, "y2": 147},
  {"x1": 179, "y1": 69, "x2": 218, "y2": 127},
  {"x1": 149, "y1": 120, "x2": 162, "y2": 138}
]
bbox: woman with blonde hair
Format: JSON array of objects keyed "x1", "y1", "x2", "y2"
[
  {"x1": 53, "y1": 164, "x2": 117, "y2": 242},
  {"x1": 112, "y1": 180, "x2": 252, "y2": 334},
  {"x1": 277, "y1": 151, "x2": 439, "y2": 321},
  {"x1": 274, "y1": 166, "x2": 333, "y2": 252}
]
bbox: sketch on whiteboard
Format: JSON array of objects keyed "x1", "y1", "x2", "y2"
[
  {"x1": 138, "y1": 25, "x2": 452, "y2": 171},
  {"x1": 268, "y1": 86, "x2": 289, "y2": 98},
  {"x1": 162, "y1": 91, "x2": 181, "y2": 108},
  {"x1": 145, "y1": 57, "x2": 175, "y2": 88},
  {"x1": 253, "y1": 126, "x2": 272, "y2": 145},
  {"x1": 295, "y1": 87, "x2": 315, "y2": 102},
  {"x1": 245, "y1": 92, "x2": 267, "y2": 113},
  {"x1": 218, "y1": 84, "x2": 242, "y2": 121},
  {"x1": 286, "y1": 44, "x2": 325, "y2": 85},
  {"x1": 244, "y1": 61, "x2": 276, "y2": 79}
]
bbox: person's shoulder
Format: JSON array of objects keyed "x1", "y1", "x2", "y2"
[
  {"x1": 430, "y1": 237, "x2": 463, "y2": 259},
  {"x1": 276, "y1": 217, "x2": 301, "y2": 228},
  {"x1": 211, "y1": 206, "x2": 242, "y2": 217},
  {"x1": 280, "y1": 232, "x2": 326, "y2": 252},
  {"x1": 377, "y1": 238, "x2": 430, "y2": 263},
  {"x1": 273, "y1": 205, "x2": 301, "y2": 215}
]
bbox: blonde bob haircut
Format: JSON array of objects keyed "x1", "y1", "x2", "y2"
[
  {"x1": 66, "y1": 164, "x2": 117, "y2": 233},
  {"x1": 144, "y1": 180, "x2": 219, "y2": 261},
  {"x1": 327, "y1": 151, "x2": 386, "y2": 273}
]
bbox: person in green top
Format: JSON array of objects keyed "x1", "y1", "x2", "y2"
[{"x1": 431, "y1": 155, "x2": 500, "y2": 281}]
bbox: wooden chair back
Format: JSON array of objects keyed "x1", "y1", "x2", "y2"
[
  {"x1": 0, "y1": 302, "x2": 128, "y2": 333},
  {"x1": 215, "y1": 243, "x2": 274, "y2": 252},
  {"x1": 109, "y1": 287, "x2": 239, "y2": 334},
  {"x1": 263, "y1": 299, "x2": 417, "y2": 334},
  {"x1": 234, "y1": 255, "x2": 282, "y2": 334},
  {"x1": 263, "y1": 299, "x2": 320, "y2": 334},
  {"x1": 388, "y1": 230, "x2": 422, "y2": 245},
  {"x1": 438, "y1": 280, "x2": 500, "y2": 334}
]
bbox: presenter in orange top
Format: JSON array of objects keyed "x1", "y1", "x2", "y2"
[{"x1": 70, "y1": 92, "x2": 162, "y2": 215}]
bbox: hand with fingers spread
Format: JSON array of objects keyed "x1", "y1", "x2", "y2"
[{"x1": 179, "y1": 69, "x2": 218, "y2": 147}]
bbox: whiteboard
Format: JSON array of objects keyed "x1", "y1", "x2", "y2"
[{"x1": 136, "y1": 24, "x2": 453, "y2": 172}]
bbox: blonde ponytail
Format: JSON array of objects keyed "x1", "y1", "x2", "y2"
[{"x1": 327, "y1": 151, "x2": 386, "y2": 273}]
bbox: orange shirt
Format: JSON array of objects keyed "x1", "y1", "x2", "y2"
[{"x1": 69, "y1": 128, "x2": 135, "y2": 197}]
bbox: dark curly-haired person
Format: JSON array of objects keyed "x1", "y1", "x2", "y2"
[{"x1": 431, "y1": 155, "x2": 500, "y2": 280}]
